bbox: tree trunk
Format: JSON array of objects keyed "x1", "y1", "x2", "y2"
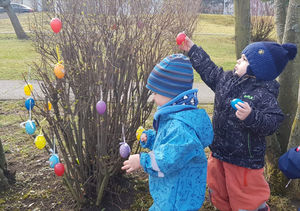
[
  {"x1": 287, "y1": 103, "x2": 300, "y2": 200},
  {"x1": 277, "y1": 0, "x2": 300, "y2": 152},
  {"x1": 274, "y1": 0, "x2": 289, "y2": 43},
  {"x1": 0, "y1": 0, "x2": 28, "y2": 40},
  {"x1": 0, "y1": 139, "x2": 9, "y2": 191},
  {"x1": 265, "y1": 135, "x2": 287, "y2": 195},
  {"x1": 234, "y1": 0, "x2": 250, "y2": 59}
]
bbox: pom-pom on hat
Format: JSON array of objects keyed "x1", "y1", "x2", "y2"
[
  {"x1": 242, "y1": 42, "x2": 297, "y2": 81},
  {"x1": 146, "y1": 54, "x2": 194, "y2": 98}
]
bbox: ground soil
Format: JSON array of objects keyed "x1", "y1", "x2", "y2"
[{"x1": 0, "y1": 100, "x2": 299, "y2": 211}]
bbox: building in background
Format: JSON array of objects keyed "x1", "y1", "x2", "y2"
[
  {"x1": 11, "y1": 0, "x2": 43, "y2": 12},
  {"x1": 201, "y1": 0, "x2": 233, "y2": 15}
]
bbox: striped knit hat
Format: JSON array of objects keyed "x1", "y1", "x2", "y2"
[{"x1": 146, "y1": 54, "x2": 194, "y2": 98}]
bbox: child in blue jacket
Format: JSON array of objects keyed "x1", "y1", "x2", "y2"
[
  {"x1": 179, "y1": 36, "x2": 297, "y2": 211},
  {"x1": 122, "y1": 54, "x2": 214, "y2": 211}
]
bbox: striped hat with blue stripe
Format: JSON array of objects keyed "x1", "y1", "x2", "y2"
[{"x1": 146, "y1": 54, "x2": 194, "y2": 98}]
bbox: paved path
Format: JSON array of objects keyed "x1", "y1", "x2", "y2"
[
  {"x1": 1, "y1": 80, "x2": 300, "y2": 103},
  {"x1": 0, "y1": 80, "x2": 215, "y2": 103}
]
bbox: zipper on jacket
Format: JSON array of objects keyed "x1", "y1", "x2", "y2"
[{"x1": 247, "y1": 133, "x2": 253, "y2": 158}]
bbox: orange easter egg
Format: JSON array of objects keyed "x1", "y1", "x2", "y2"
[{"x1": 54, "y1": 63, "x2": 65, "y2": 79}]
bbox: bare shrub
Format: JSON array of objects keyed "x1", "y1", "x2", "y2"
[
  {"x1": 251, "y1": 0, "x2": 275, "y2": 42},
  {"x1": 30, "y1": 0, "x2": 200, "y2": 208}
]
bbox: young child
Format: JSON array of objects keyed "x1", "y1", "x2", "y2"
[
  {"x1": 121, "y1": 54, "x2": 214, "y2": 211},
  {"x1": 179, "y1": 37, "x2": 297, "y2": 211}
]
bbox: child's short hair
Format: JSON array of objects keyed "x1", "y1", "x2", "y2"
[
  {"x1": 242, "y1": 42, "x2": 297, "y2": 81},
  {"x1": 146, "y1": 54, "x2": 194, "y2": 98}
]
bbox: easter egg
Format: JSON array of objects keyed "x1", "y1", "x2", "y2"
[
  {"x1": 49, "y1": 154, "x2": 59, "y2": 168},
  {"x1": 24, "y1": 84, "x2": 33, "y2": 96},
  {"x1": 50, "y1": 18, "x2": 62, "y2": 34},
  {"x1": 119, "y1": 142, "x2": 131, "y2": 158},
  {"x1": 231, "y1": 98, "x2": 244, "y2": 110},
  {"x1": 137, "y1": 20, "x2": 144, "y2": 29},
  {"x1": 136, "y1": 126, "x2": 145, "y2": 141},
  {"x1": 25, "y1": 120, "x2": 36, "y2": 135},
  {"x1": 54, "y1": 63, "x2": 65, "y2": 79},
  {"x1": 54, "y1": 163, "x2": 65, "y2": 176},
  {"x1": 45, "y1": 102, "x2": 52, "y2": 111},
  {"x1": 35, "y1": 135, "x2": 46, "y2": 149},
  {"x1": 25, "y1": 97, "x2": 35, "y2": 110},
  {"x1": 176, "y1": 32, "x2": 186, "y2": 45},
  {"x1": 96, "y1": 100, "x2": 106, "y2": 114}
]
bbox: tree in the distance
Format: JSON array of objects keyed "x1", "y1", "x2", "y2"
[{"x1": 0, "y1": 0, "x2": 28, "y2": 39}]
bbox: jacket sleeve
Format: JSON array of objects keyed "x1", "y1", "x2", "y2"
[
  {"x1": 188, "y1": 44, "x2": 226, "y2": 92},
  {"x1": 140, "y1": 129, "x2": 156, "y2": 150},
  {"x1": 140, "y1": 120, "x2": 205, "y2": 177},
  {"x1": 242, "y1": 93, "x2": 284, "y2": 136}
]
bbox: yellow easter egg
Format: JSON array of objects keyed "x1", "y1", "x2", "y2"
[
  {"x1": 136, "y1": 126, "x2": 145, "y2": 141},
  {"x1": 35, "y1": 135, "x2": 46, "y2": 149},
  {"x1": 24, "y1": 84, "x2": 33, "y2": 96},
  {"x1": 48, "y1": 102, "x2": 52, "y2": 110},
  {"x1": 54, "y1": 63, "x2": 65, "y2": 79},
  {"x1": 45, "y1": 102, "x2": 52, "y2": 111}
]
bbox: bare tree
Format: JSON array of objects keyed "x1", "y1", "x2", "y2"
[
  {"x1": 265, "y1": 0, "x2": 300, "y2": 198},
  {"x1": 0, "y1": 0, "x2": 28, "y2": 39},
  {"x1": 0, "y1": 139, "x2": 9, "y2": 191},
  {"x1": 234, "y1": 0, "x2": 250, "y2": 58},
  {"x1": 30, "y1": 0, "x2": 200, "y2": 208}
]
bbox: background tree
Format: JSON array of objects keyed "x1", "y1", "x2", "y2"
[
  {"x1": 0, "y1": 139, "x2": 9, "y2": 191},
  {"x1": 278, "y1": 0, "x2": 300, "y2": 199},
  {"x1": 234, "y1": 0, "x2": 250, "y2": 58},
  {"x1": 30, "y1": 0, "x2": 200, "y2": 208},
  {"x1": 0, "y1": 0, "x2": 28, "y2": 39},
  {"x1": 265, "y1": 0, "x2": 300, "y2": 199},
  {"x1": 277, "y1": 0, "x2": 300, "y2": 151}
]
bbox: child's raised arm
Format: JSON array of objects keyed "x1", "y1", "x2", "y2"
[{"x1": 178, "y1": 34, "x2": 227, "y2": 92}]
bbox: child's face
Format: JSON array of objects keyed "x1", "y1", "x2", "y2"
[
  {"x1": 152, "y1": 92, "x2": 172, "y2": 106},
  {"x1": 234, "y1": 54, "x2": 249, "y2": 77}
]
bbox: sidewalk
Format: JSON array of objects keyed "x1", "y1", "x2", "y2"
[
  {"x1": 2, "y1": 80, "x2": 300, "y2": 103},
  {"x1": 0, "y1": 80, "x2": 216, "y2": 103}
]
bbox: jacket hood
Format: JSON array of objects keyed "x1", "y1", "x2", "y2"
[
  {"x1": 252, "y1": 78, "x2": 280, "y2": 97},
  {"x1": 154, "y1": 89, "x2": 213, "y2": 148}
]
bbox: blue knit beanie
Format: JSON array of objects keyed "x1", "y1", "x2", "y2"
[
  {"x1": 146, "y1": 54, "x2": 193, "y2": 98},
  {"x1": 242, "y1": 42, "x2": 297, "y2": 81}
]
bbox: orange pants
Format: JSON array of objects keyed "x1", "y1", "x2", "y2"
[{"x1": 207, "y1": 155, "x2": 270, "y2": 211}]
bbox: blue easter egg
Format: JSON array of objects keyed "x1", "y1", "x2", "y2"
[
  {"x1": 25, "y1": 121, "x2": 36, "y2": 135},
  {"x1": 49, "y1": 154, "x2": 59, "y2": 168},
  {"x1": 231, "y1": 98, "x2": 244, "y2": 110},
  {"x1": 25, "y1": 97, "x2": 35, "y2": 110}
]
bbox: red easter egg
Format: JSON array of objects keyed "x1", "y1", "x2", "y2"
[
  {"x1": 50, "y1": 18, "x2": 62, "y2": 34},
  {"x1": 54, "y1": 163, "x2": 65, "y2": 176},
  {"x1": 176, "y1": 32, "x2": 186, "y2": 45}
]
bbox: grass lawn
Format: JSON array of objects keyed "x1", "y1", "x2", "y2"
[
  {"x1": 0, "y1": 13, "x2": 236, "y2": 81},
  {"x1": 1, "y1": 13, "x2": 299, "y2": 210}
]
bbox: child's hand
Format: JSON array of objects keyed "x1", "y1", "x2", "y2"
[
  {"x1": 121, "y1": 154, "x2": 141, "y2": 173},
  {"x1": 140, "y1": 133, "x2": 147, "y2": 143},
  {"x1": 178, "y1": 34, "x2": 194, "y2": 52},
  {"x1": 235, "y1": 102, "x2": 252, "y2": 120}
]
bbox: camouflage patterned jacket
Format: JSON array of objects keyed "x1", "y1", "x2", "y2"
[{"x1": 188, "y1": 45, "x2": 284, "y2": 169}]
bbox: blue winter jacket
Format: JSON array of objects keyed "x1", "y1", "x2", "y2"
[
  {"x1": 188, "y1": 45, "x2": 284, "y2": 169},
  {"x1": 140, "y1": 89, "x2": 214, "y2": 211}
]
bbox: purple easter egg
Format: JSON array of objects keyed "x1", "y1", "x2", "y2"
[
  {"x1": 119, "y1": 142, "x2": 131, "y2": 158},
  {"x1": 96, "y1": 100, "x2": 106, "y2": 114}
]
